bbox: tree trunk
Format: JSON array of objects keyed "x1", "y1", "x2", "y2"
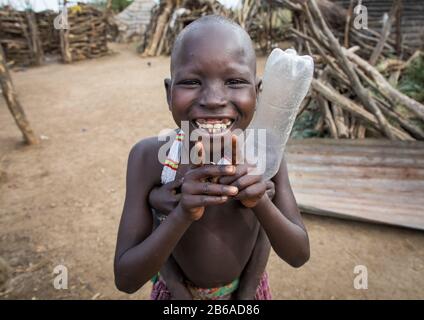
[{"x1": 0, "y1": 46, "x2": 39, "y2": 145}]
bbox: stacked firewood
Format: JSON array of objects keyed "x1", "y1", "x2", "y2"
[
  {"x1": 35, "y1": 11, "x2": 60, "y2": 56},
  {"x1": 237, "y1": 0, "x2": 292, "y2": 53},
  {"x1": 0, "y1": 7, "x2": 43, "y2": 67},
  {"x1": 140, "y1": 0, "x2": 293, "y2": 55},
  {"x1": 61, "y1": 4, "x2": 109, "y2": 62},
  {"x1": 139, "y1": 0, "x2": 230, "y2": 56},
  {"x1": 276, "y1": 0, "x2": 424, "y2": 140}
]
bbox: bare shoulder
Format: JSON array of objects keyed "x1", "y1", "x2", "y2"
[{"x1": 127, "y1": 133, "x2": 175, "y2": 186}]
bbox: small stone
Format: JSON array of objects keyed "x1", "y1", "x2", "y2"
[{"x1": 91, "y1": 293, "x2": 101, "y2": 300}]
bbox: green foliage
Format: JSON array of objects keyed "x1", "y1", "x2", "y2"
[
  {"x1": 291, "y1": 105, "x2": 323, "y2": 139},
  {"x1": 398, "y1": 53, "x2": 424, "y2": 103},
  {"x1": 89, "y1": 0, "x2": 133, "y2": 12},
  {"x1": 111, "y1": 0, "x2": 134, "y2": 12}
]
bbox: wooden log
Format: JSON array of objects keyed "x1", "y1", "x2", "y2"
[
  {"x1": 344, "y1": 48, "x2": 424, "y2": 121},
  {"x1": 374, "y1": 97, "x2": 424, "y2": 140},
  {"x1": 308, "y1": 0, "x2": 397, "y2": 140},
  {"x1": 369, "y1": 0, "x2": 401, "y2": 65},
  {"x1": 60, "y1": 2, "x2": 72, "y2": 63},
  {"x1": 369, "y1": 13, "x2": 392, "y2": 65},
  {"x1": 143, "y1": 0, "x2": 175, "y2": 57},
  {"x1": 317, "y1": 94, "x2": 338, "y2": 138},
  {"x1": 311, "y1": 79, "x2": 413, "y2": 141},
  {"x1": 357, "y1": 124, "x2": 366, "y2": 138},
  {"x1": 0, "y1": 46, "x2": 39, "y2": 145},
  {"x1": 343, "y1": 0, "x2": 355, "y2": 48},
  {"x1": 26, "y1": 11, "x2": 44, "y2": 65},
  {"x1": 332, "y1": 103, "x2": 349, "y2": 138}
]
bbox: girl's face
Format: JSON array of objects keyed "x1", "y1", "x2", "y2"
[{"x1": 165, "y1": 24, "x2": 260, "y2": 140}]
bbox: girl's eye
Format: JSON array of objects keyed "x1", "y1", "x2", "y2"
[
  {"x1": 179, "y1": 80, "x2": 201, "y2": 86},
  {"x1": 226, "y1": 79, "x2": 248, "y2": 86}
]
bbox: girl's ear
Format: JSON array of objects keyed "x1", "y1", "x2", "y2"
[
  {"x1": 255, "y1": 77, "x2": 262, "y2": 95},
  {"x1": 164, "y1": 78, "x2": 172, "y2": 110}
]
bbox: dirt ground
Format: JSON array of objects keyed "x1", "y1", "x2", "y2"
[{"x1": 1, "y1": 43, "x2": 423, "y2": 300}]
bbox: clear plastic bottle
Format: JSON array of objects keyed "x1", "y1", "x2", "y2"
[{"x1": 246, "y1": 48, "x2": 314, "y2": 180}]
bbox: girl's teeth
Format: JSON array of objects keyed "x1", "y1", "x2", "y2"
[{"x1": 195, "y1": 120, "x2": 233, "y2": 133}]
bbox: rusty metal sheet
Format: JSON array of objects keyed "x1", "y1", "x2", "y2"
[{"x1": 285, "y1": 139, "x2": 424, "y2": 230}]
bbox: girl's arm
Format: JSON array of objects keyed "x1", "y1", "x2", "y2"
[
  {"x1": 114, "y1": 140, "x2": 192, "y2": 293},
  {"x1": 150, "y1": 187, "x2": 192, "y2": 299},
  {"x1": 114, "y1": 140, "x2": 237, "y2": 293},
  {"x1": 252, "y1": 158, "x2": 310, "y2": 267},
  {"x1": 220, "y1": 157, "x2": 309, "y2": 268}
]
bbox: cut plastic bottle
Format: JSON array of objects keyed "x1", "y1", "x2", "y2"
[{"x1": 246, "y1": 48, "x2": 314, "y2": 180}]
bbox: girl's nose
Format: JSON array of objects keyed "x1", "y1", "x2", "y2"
[{"x1": 199, "y1": 85, "x2": 227, "y2": 109}]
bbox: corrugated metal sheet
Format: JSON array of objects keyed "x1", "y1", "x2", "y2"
[
  {"x1": 286, "y1": 139, "x2": 424, "y2": 230},
  {"x1": 333, "y1": 0, "x2": 424, "y2": 49}
]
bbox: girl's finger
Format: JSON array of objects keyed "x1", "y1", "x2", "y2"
[
  {"x1": 164, "y1": 178, "x2": 184, "y2": 191},
  {"x1": 230, "y1": 174, "x2": 262, "y2": 191},
  {"x1": 218, "y1": 165, "x2": 248, "y2": 185},
  {"x1": 186, "y1": 164, "x2": 236, "y2": 180},
  {"x1": 241, "y1": 198, "x2": 259, "y2": 208},
  {"x1": 183, "y1": 194, "x2": 229, "y2": 208},
  {"x1": 231, "y1": 134, "x2": 243, "y2": 165},
  {"x1": 191, "y1": 141, "x2": 204, "y2": 168},
  {"x1": 235, "y1": 182, "x2": 266, "y2": 201},
  {"x1": 232, "y1": 134, "x2": 238, "y2": 165},
  {"x1": 183, "y1": 182, "x2": 238, "y2": 196}
]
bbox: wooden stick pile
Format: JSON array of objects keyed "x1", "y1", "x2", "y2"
[
  {"x1": 61, "y1": 4, "x2": 109, "y2": 63},
  {"x1": 0, "y1": 7, "x2": 44, "y2": 67},
  {"x1": 35, "y1": 10, "x2": 60, "y2": 56},
  {"x1": 274, "y1": 0, "x2": 424, "y2": 140},
  {"x1": 237, "y1": 0, "x2": 292, "y2": 53},
  {"x1": 139, "y1": 0, "x2": 230, "y2": 56},
  {"x1": 140, "y1": 0, "x2": 293, "y2": 55}
]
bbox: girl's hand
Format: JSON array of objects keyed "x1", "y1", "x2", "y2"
[
  {"x1": 219, "y1": 135, "x2": 267, "y2": 208},
  {"x1": 222, "y1": 164, "x2": 267, "y2": 208},
  {"x1": 149, "y1": 179, "x2": 182, "y2": 215},
  {"x1": 177, "y1": 142, "x2": 238, "y2": 221},
  {"x1": 265, "y1": 180, "x2": 276, "y2": 201}
]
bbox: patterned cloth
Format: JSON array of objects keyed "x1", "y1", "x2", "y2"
[{"x1": 150, "y1": 272, "x2": 272, "y2": 300}]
